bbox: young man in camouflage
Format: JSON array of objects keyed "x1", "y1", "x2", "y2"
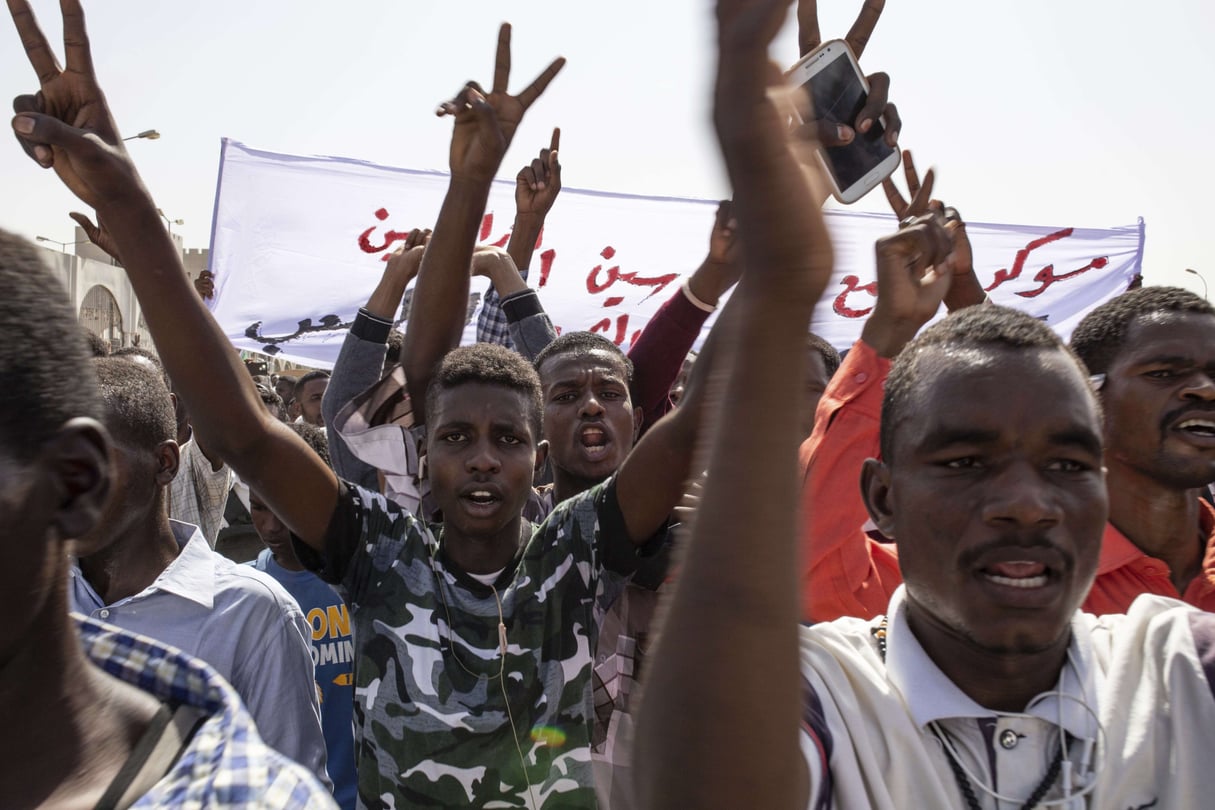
[{"x1": 6, "y1": 5, "x2": 698, "y2": 806}]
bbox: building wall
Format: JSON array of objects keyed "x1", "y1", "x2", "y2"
[{"x1": 34, "y1": 230, "x2": 210, "y2": 352}]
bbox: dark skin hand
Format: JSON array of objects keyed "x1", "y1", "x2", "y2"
[
  {"x1": 796, "y1": 0, "x2": 899, "y2": 148},
  {"x1": 9, "y1": 0, "x2": 341, "y2": 550},
  {"x1": 403, "y1": 23, "x2": 564, "y2": 421},
  {"x1": 859, "y1": 213, "x2": 955, "y2": 359},
  {"x1": 506, "y1": 127, "x2": 561, "y2": 274},
  {"x1": 686, "y1": 200, "x2": 743, "y2": 307},
  {"x1": 881, "y1": 149, "x2": 986, "y2": 313},
  {"x1": 636, "y1": 0, "x2": 835, "y2": 806},
  {"x1": 434, "y1": 24, "x2": 565, "y2": 185}
]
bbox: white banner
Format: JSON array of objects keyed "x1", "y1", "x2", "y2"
[{"x1": 208, "y1": 139, "x2": 1144, "y2": 368}]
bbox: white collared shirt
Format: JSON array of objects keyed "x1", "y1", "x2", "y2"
[
  {"x1": 69, "y1": 521, "x2": 330, "y2": 786},
  {"x1": 798, "y1": 586, "x2": 1215, "y2": 809}
]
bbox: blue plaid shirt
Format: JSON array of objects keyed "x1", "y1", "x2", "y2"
[{"x1": 76, "y1": 614, "x2": 337, "y2": 809}]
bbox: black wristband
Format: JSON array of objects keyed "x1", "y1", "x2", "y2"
[
  {"x1": 501, "y1": 289, "x2": 545, "y2": 324},
  {"x1": 351, "y1": 308, "x2": 393, "y2": 344}
]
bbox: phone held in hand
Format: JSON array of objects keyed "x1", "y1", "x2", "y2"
[{"x1": 787, "y1": 39, "x2": 900, "y2": 204}]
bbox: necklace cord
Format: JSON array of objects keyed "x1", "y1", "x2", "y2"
[
  {"x1": 871, "y1": 617, "x2": 1105, "y2": 808},
  {"x1": 427, "y1": 533, "x2": 539, "y2": 810}
]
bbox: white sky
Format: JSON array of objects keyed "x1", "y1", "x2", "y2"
[{"x1": 2, "y1": 0, "x2": 1213, "y2": 294}]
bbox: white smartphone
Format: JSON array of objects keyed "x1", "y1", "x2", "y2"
[{"x1": 786, "y1": 39, "x2": 900, "y2": 204}]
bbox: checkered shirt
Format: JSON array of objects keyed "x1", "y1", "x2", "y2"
[
  {"x1": 476, "y1": 265, "x2": 528, "y2": 348},
  {"x1": 167, "y1": 437, "x2": 233, "y2": 548},
  {"x1": 76, "y1": 614, "x2": 337, "y2": 809}
]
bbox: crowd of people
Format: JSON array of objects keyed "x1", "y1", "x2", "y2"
[{"x1": 4, "y1": 0, "x2": 1215, "y2": 808}]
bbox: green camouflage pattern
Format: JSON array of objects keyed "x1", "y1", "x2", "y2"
[{"x1": 342, "y1": 481, "x2": 626, "y2": 809}]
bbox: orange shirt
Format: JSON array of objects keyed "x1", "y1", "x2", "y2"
[{"x1": 799, "y1": 339, "x2": 1215, "y2": 623}]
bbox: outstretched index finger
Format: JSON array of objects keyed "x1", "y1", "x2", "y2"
[
  {"x1": 492, "y1": 23, "x2": 511, "y2": 95},
  {"x1": 844, "y1": 0, "x2": 885, "y2": 59},
  {"x1": 796, "y1": 0, "x2": 821, "y2": 57},
  {"x1": 9, "y1": 0, "x2": 61, "y2": 83},
  {"x1": 516, "y1": 56, "x2": 566, "y2": 111},
  {"x1": 61, "y1": 0, "x2": 94, "y2": 74},
  {"x1": 549, "y1": 126, "x2": 560, "y2": 153}
]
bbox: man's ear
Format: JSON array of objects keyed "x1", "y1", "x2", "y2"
[
  {"x1": 860, "y1": 457, "x2": 896, "y2": 539},
  {"x1": 155, "y1": 440, "x2": 181, "y2": 486},
  {"x1": 632, "y1": 405, "x2": 644, "y2": 442},
  {"x1": 534, "y1": 439, "x2": 550, "y2": 475},
  {"x1": 46, "y1": 418, "x2": 112, "y2": 540}
]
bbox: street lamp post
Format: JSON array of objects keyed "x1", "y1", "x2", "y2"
[
  {"x1": 155, "y1": 208, "x2": 184, "y2": 235},
  {"x1": 122, "y1": 129, "x2": 160, "y2": 141},
  {"x1": 35, "y1": 235, "x2": 87, "y2": 252},
  {"x1": 1186, "y1": 268, "x2": 1208, "y2": 300}
]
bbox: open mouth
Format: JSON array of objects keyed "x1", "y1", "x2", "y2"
[
  {"x1": 464, "y1": 490, "x2": 499, "y2": 506},
  {"x1": 1175, "y1": 417, "x2": 1215, "y2": 439},
  {"x1": 579, "y1": 426, "x2": 609, "y2": 458},
  {"x1": 980, "y1": 561, "x2": 1049, "y2": 589}
]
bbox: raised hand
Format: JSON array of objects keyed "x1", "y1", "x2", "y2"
[
  {"x1": 796, "y1": 0, "x2": 899, "y2": 148},
  {"x1": 706, "y1": 200, "x2": 740, "y2": 269},
  {"x1": 881, "y1": 149, "x2": 982, "y2": 310},
  {"x1": 194, "y1": 270, "x2": 216, "y2": 301},
  {"x1": 470, "y1": 245, "x2": 516, "y2": 279},
  {"x1": 861, "y1": 214, "x2": 955, "y2": 358},
  {"x1": 714, "y1": 0, "x2": 831, "y2": 304},
  {"x1": 8, "y1": 0, "x2": 144, "y2": 211},
  {"x1": 514, "y1": 127, "x2": 562, "y2": 219},
  {"x1": 384, "y1": 228, "x2": 431, "y2": 286},
  {"x1": 436, "y1": 23, "x2": 564, "y2": 184},
  {"x1": 797, "y1": 0, "x2": 884, "y2": 60},
  {"x1": 881, "y1": 150, "x2": 935, "y2": 221},
  {"x1": 69, "y1": 209, "x2": 120, "y2": 262},
  {"x1": 684, "y1": 200, "x2": 744, "y2": 308}
]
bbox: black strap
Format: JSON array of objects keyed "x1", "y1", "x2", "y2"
[{"x1": 93, "y1": 703, "x2": 206, "y2": 810}]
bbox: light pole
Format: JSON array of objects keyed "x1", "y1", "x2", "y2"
[
  {"x1": 1186, "y1": 268, "x2": 1208, "y2": 299},
  {"x1": 123, "y1": 129, "x2": 160, "y2": 141},
  {"x1": 35, "y1": 235, "x2": 87, "y2": 252},
  {"x1": 155, "y1": 208, "x2": 184, "y2": 235}
]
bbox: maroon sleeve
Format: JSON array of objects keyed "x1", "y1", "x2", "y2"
[{"x1": 627, "y1": 284, "x2": 712, "y2": 433}]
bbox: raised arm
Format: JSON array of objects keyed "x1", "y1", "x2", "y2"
[
  {"x1": 635, "y1": 0, "x2": 835, "y2": 806},
  {"x1": 796, "y1": 0, "x2": 899, "y2": 150},
  {"x1": 477, "y1": 131, "x2": 562, "y2": 347},
  {"x1": 626, "y1": 201, "x2": 742, "y2": 432},
  {"x1": 6, "y1": 0, "x2": 340, "y2": 549},
  {"x1": 507, "y1": 127, "x2": 561, "y2": 274},
  {"x1": 402, "y1": 24, "x2": 564, "y2": 420},
  {"x1": 323, "y1": 231, "x2": 427, "y2": 488},
  {"x1": 799, "y1": 154, "x2": 978, "y2": 622}
]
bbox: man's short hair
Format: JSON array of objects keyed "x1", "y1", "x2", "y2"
[
  {"x1": 808, "y1": 332, "x2": 841, "y2": 379},
  {"x1": 111, "y1": 345, "x2": 171, "y2": 389},
  {"x1": 294, "y1": 370, "x2": 331, "y2": 398},
  {"x1": 255, "y1": 383, "x2": 284, "y2": 414},
  {"x1": 84, "y1": 331, "x2": 111, "y2": 357},
  {"x1": 1070, "y1": 286, "x2": 1215, "y2": 375},
  {"x1": 287, "y1": 422, "x2": 332, "y2": 469},
  {"x1": 0, "y1": 230, "x2": 103, "y2": 461},
  {"x1": 94, "y1": 357, "x2": 177, "y2": 453},
  {"x1": 426, "y1": 344, "x2": 543, "y2": 439},
  {"x1": 533, "y1": 331, "x2": 635, "y2": 388},
  {"x1": 880, "y1": 306, "x2": 1085, "y2": 461}
]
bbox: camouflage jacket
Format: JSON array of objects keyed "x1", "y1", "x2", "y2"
[{"x1": 302, "y1": 479, "x2": 635, "y2": 809}]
